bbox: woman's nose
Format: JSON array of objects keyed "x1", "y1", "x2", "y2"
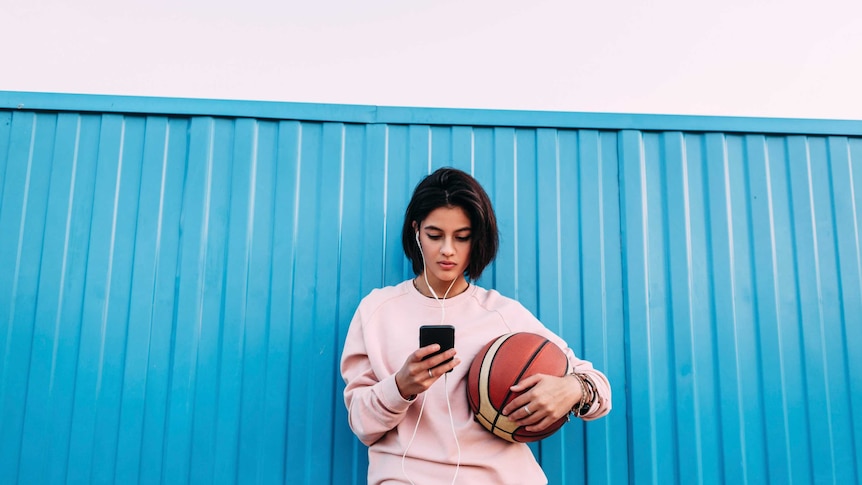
[{"x1": 440, "y1": 237, "x2": 455, "y2": 255}]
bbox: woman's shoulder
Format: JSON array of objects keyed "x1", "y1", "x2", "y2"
[
  {"x1": 470, "y1": 285, "x2": 529, "y2": 313},
  {"x1": 470, "y1": 285, "x2": 548, "y2": 333},
  {"x1": 355, "y1": 280, "x2": 412, "y2": 313}
]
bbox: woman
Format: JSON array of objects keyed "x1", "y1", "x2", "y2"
[{"x1": 341, "y1": 167, "x2": 611, "y2": 484}]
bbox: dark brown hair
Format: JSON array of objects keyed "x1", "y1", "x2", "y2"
[{"x1": 401, "y1": 167, "x2": 498, "y2": 280}]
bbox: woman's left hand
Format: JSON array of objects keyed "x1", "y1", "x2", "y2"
[{"x1": 502, "y1": 374, "x2": 580, "y2": 432}]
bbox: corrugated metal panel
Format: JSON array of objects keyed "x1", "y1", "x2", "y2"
[
  {"x1": 0, "y1": 94, "x2": 859, "y2": 484},
  {"x1": 618, "y1": 131, "x2": 862, "y2": 484}
]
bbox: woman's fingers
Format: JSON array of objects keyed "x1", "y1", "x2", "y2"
[
  {"x1": 415, "y1": 344, "x2": 442, "y2": 360},
  {"x1": 421, "y1": 348, "x2": 457, "y2": 369},
  {"x1": 425, "y1": 356, "x2": 461, "y2": 378},
  {"x1": 396, "y1": 348, "x2": 460, "y2": 398}
]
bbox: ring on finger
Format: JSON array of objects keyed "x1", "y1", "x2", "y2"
[
  {"x1": 524, "y1": 405, "x2": 532, "y2": 415},
  {"x1": 428, "y1": 369, "x2": 433, "y2": 378}
]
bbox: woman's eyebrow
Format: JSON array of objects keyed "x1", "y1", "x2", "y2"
[{"x1": 423, "y1": 225, "x2": 472, "y2": 232}]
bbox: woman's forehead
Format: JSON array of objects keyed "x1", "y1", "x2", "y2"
[{"x1": 421, "y1": 206, "x2": 471, "y2": 230}]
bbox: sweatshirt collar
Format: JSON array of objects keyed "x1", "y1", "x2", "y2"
[{"x1": 403, "y1": 279, "x2": 475, "y2": 307}]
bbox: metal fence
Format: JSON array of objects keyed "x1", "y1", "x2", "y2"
[{"x1": 1, "y1": 92, "x2": 860, "y2": 484}]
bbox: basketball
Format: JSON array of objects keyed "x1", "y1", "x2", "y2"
[{"x1": 466, "y1": 332, "x2": 570, "y2": 443}]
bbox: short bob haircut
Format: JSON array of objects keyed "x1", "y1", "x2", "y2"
[{"x1": 401, "y1": 167, "x2": 499, "y2": 280}]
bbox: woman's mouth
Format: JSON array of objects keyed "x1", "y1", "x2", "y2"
[{"x1": 438, "y1": 261, "x2": 457, "y2": 270}]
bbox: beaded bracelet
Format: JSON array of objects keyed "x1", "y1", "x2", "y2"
[
  {"x1": 569, "y1": 373, "x2": 598, "y2": 418},
  {"x1": 569, "y1": 373, "x2": 588, "y2": 418},
  {"x1": 578, "y1": 374, "x2": 597, "y2": 417}
]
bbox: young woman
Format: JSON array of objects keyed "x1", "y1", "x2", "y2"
[{"x1": 340, "y1": 167, "x2": 611, "y2": 484}]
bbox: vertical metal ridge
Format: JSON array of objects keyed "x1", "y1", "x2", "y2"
[
  {"x1": 469, "y1": 127, "x2": 476, "y2": 175},
  {"x1": 0, "y1": 111, "x2": 11, "y2": 206},
  {"x1": 157, "y1": 115, "x2": 187, "y2": 485},
  {"x1": 679, "y1": 132, "x2": 706, "y2": 482},
  {"x1": 762, "y1": 134, "x2": 796, "y2": 481},
  {"x1": 786, "y1": 135, "x2": 819, "y2": 483},
  {"x1": 845, "y1": 137, "x2": 862, "y2": 483},
  {"x1": 700, "y1": 133, "x2": 724, "y2": 483},
  {"x1": 232, "y1": 118, "x2": 260, "y2": 483},
  {"x1": 7, "y1": 113, "x2": 39, "y2": 485},
  {"x1": 594, "y1": 128, "x2": 614, "y2": 485},
  {"x1": 381, "y1": 125, "x2": 390, "y2": 279},
  {"x1": 185, "y1": 116, "x2": 216, "y2": 481},
  {"x1": 127, "y1": 114, "x2": 172, "y2": 483},
  {"x1": 596, "y1": 131, "x2": 609, "y2": 362},
  {"x1": 802, "y1": 137, "x2": 839, "y2": 480},
  {"x1": 656, "y1": 132, "x2": 681, "y2": 483},
  {"x1": 722, "y1": 133, "x2": 750, "y2": 480},
  {"x1": 553, "y1": 129, "x2": 563, "y2": 337},
  {"x1": 268, "y1": 119, "x2": 302, "y2": 484},
  {"x1": 49, "y1": 115, "x2": 81, "y2": 392},
  {"x1": 5, "y1": 115, "x2": 37, "y2": 365},
  {"x1": 512, "y1": 131, "x2": 520, "y2": 299},
  {"x1": 109, "y1": 114, "x2": 138, "y2": 482},
  {"x1": 845, "y1": 139, "x2": 862, "y2": 301},
  {"x1": 618, "y1": 129, "x2": 658, "y2": 484},
  {"x1": 245, "y1": 120, "x2": 260, "y2": 275},
  {"x1": 825, "y1": 136, "x2": 860, "y2": 483},
  {"x1": 839, "y1": 138, "x2": 862, "y2": 481},
  {"x1": 280, "y1": 119, "x2": 301, "y2": 481},
  {"x1": 740, "y1": 134, "x2": 770, "y2": 482},
  {"x1": 635, "y1": 130, "x2": 661, "y2": 485},
  {"x1": 328, "y1": 123, "x2": 347, "y2": 468},
  {"x1": 95, "y1": 117, "x2": 125, "y2": 396}
]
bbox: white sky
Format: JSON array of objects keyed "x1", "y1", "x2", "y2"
[{"x1": 3, "y1": 0, "x2": 862, "y2": 120}]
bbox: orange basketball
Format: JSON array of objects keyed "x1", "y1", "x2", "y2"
[{"x1": 466, "y1": 332, "x2": 570, "y2": 442}]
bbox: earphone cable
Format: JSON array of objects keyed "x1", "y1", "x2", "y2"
[
  {"x1": 401, "y1": 232, "x2": 461, "y2": 483},
  {"x1": 444, "y1": 373, "x2": 461, "y2": 484},
  {"x1": 401, "y1": 393, "x2": 428, "y2": 485}
]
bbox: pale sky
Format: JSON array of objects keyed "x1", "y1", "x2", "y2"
[{"x1": 3, "y1": 0, "x2": 861, "y2": 120}]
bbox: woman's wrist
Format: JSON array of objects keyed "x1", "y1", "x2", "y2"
[{"x1": 395, "y1": 372, "x2": 416, "y2": 401}]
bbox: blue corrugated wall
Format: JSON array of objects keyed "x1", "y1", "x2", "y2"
[{"x1": 0, "y1": 92, "x2": 860, "y2": 484}]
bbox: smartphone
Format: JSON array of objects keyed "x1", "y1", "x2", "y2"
[{"x1": 419, "y1": 325, "x2": 455, "y2": 370}]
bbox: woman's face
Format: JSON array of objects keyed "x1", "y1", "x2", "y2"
[{"x1": 416, "y1": 205, "x2": 472, "y2": 289}]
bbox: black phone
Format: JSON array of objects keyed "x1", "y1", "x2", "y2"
[{"x1": 419, "y1": 325, "x2": 455, "y2": 370}]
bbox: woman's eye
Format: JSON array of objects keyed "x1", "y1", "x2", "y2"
[
  {"x1": 456, "y1": 235, "x2": 472, "y2": 242},
  {"x1": 427, "y1": 235, "x2": 442, "y2": 240}
]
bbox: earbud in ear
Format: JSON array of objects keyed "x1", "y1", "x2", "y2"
[{"x1": 415, "y1": 231, "x2": 421, "y2": 246}]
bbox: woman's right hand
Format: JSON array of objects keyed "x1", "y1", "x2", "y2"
[{"x1": 395, "y1": 345, "x2": 460, "y2": 400}]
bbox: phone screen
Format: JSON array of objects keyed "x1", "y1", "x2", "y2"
[{"x1": 419, "y1": 325, "x2": 455, "y2": 369}]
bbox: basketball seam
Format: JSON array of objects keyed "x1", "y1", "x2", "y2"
[
  {"x1": 497, "y1": 338, "x2": 550, "y2": 413},
  {"x1": 482, "y1": 335, "x2": 512, "y2": 438},
  {"x1": 473, "y1": 334, "x2": 520, "y2": 442},
  {"x1": 483, "y1": 335, "x2": 550, "y2": 442}
]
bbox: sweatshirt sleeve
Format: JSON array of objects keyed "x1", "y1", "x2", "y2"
[{"x1": 340, "y1": 306, "x2": 413, "y2": 446}]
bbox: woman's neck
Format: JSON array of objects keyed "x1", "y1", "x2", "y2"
[{"x1": 413, "y1": 275, "x2": 469, "y2": 299}]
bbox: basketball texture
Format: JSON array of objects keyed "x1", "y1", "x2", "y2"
[{"x1": 467, "y1": 332, "x2": 570, "y2": 443}]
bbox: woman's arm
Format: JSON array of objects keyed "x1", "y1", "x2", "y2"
[
  {"x1": 340, "y1": 309, "x2": 460, "y2": 445},
  {"x1": 340, "y1": 316, "x2": 413, "y2": 446}
]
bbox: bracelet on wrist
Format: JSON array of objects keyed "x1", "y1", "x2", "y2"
[
  {"x1": 569, "y1": 372, "x2": 598, "y2": 418},
  {"x1": 569, "y1": 373, "x2": 588, "y2": 417}
]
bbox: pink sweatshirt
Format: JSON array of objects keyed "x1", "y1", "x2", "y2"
[{"x1": 340, "y1": 280, "x2": 611, "y2": 485}]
